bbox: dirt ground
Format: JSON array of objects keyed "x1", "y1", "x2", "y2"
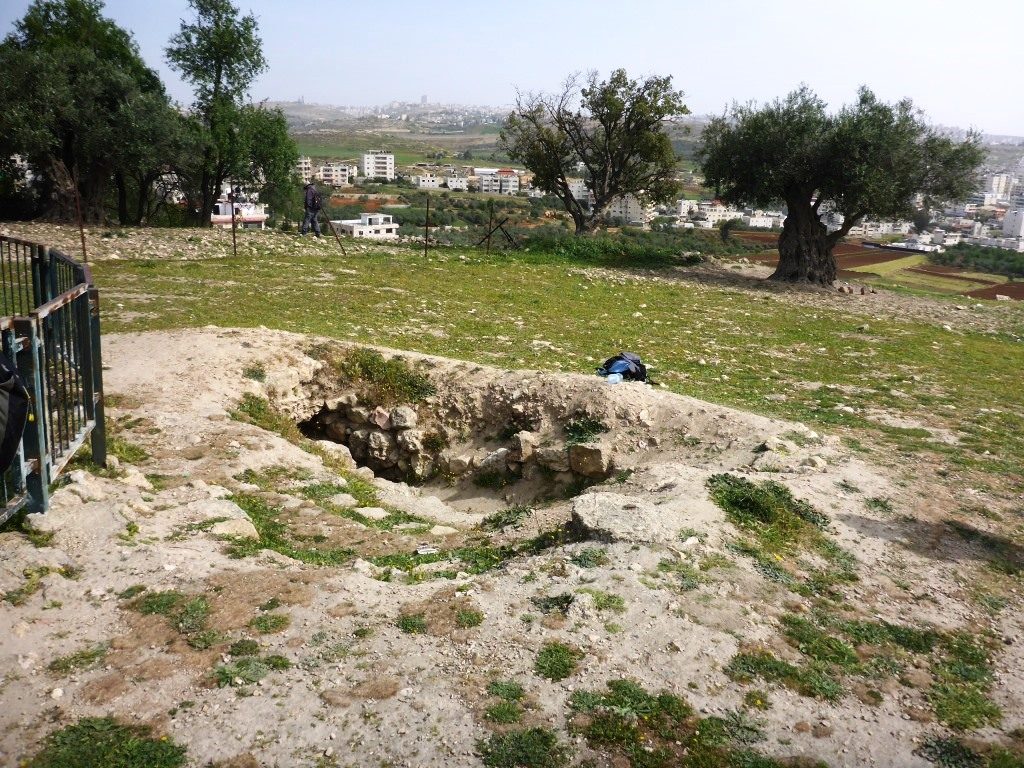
[{"x1": 1, "y1": 324, "x2": 1021, "y2": 767}]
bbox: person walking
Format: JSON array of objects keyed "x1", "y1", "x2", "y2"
[{"x1": 301, "y1": 181, "x2": 322, "y2": 237}]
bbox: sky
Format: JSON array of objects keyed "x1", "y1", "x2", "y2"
[{"x1": 3, "y1": 0, "x2": 1023, "y2": 136}]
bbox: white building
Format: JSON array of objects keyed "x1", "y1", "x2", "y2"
[
  {"x1": 360, "y1": 151, "x2": 395, "y2": 181},
  {"x1": 295, "y1": 156, "x2": 314, "y2": 184},
  {"x1": 446, "y1": 175, "x2": 468, "y2": 191},
  {"x1": 413, "y1": 173, "x2": 441, "y2": 189},
  {"x1": 1002, "y1": 209, "x2": 1024, "y2": 238},
  {"x1": 333, "y1": 212, "x2": 400, "y2": 239},
  {"x1": 211, "y1": 200, "x2": 268, "y2": 230},
  {"x1": 742, "y1": 214, "x2": 775, "y2": 228},
  {"x1": 316, "y1": 162, "x2": 352, "y2": 187},
  {"x1": 477, "y1": 168, "x2": 520, "y2": 195},
  {"x1": 605, "y1": 194, "x2": 655, "y2": 226}
]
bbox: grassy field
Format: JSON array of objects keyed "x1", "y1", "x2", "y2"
[{"x1": 89, "y1": 230, "x2": 1024, "y2": 496}]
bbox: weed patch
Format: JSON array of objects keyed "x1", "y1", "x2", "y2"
[
  {"x1": 534, "y1": 641, "x2": 581, "y2": 681},
  {"x1": 577, "y1": 588, "x2": 625, "y2": 613},
  {"x1": 564, "y1": 416, "x2": 607, "y2": 445},
  {"x1": 323, "y1": 348, "x2": 435, "y2": 406},
  {"x1": 482, "y1": 505, "x2": 531, "y2": 531},
  {"x1": 249, "y1": 613, "x2": 290, "y2": 634},
  {"x1": 48, "y1": 644, "x2": 108, "y2": 674},
  {"x1": 397, "y1": 613, "x2": 428, "y2": 634},
  {"x1": 570, "y1": 547, "x2": 608, "y2": 568},
  {"x1": 567, "y1": 679, "x2": 796, "y2": 767},
  {"x1": 27, "y1": 717, "x2": 186, "y2": 768},
  {"x1": 478, "y1": 728, "x2": 568, "y2": 768},
  {"x1": 726, "y1": 648, "x2": 843, "y2": 701},
  {"x1": 487, "y1": 680, "x2": 525, "y2": 701}
]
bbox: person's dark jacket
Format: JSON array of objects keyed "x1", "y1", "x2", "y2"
[{"x1": 304, "y1": 184, "x2": 318, "y2": 211}]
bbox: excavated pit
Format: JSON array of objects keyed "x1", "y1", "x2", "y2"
[{"x1": 294, "y1": 350, "x2": 830, "y2": 516}]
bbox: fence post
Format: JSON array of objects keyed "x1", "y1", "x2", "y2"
[
  {"x1": 85, "y1": 287, "x2": 106, "y2": 467},
  {"x1": 15, "y1": 318, "x2": 49, "y2": 513}
]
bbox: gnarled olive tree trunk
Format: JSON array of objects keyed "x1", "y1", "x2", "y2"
[{"x1": 770, "y1": 205, "x2": 837, "y2": 286}]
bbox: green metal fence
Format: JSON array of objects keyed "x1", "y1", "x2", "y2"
[{"x1": 0, "y1": 236, "x2": 105, "y2": 523}]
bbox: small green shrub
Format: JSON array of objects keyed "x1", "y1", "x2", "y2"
[
  {"x1": 242, "y1": 362, "x2": 266, "y2": 382},
  {"x1": 570, "y1": 547, "x2": 608, "y2": 568},
  {"x1": 397, "y1": 613, "x2": 427, "y2": 634},
  {"x1": 534, "y1": 641, "x2": 581, "y2": 681},
  {"x1": 330, "y1": 348, "x2": 435, "y2": 406},
  {"x1": 577, "y1": 588, "x2": 625, "y2": 613},
  {"x1": 564, "y1": 416, "x2": 607, "y2": 445},
  {"x1": 229, "y1": 639, "x2": 260, "y2": 657},
  {"x1": 456, "y1": 609, "x2": 484, "y2": 628}
]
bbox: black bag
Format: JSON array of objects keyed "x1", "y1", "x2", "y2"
[
  {"x1": 311, "y1": 191, "x2": 323, "y2": 211},
  {"x1": 596, "y1": 351, "x2": 648, "y2": 382},
  {"x1": 0, "y1": 354, "x2": 29, "y2": 473}
]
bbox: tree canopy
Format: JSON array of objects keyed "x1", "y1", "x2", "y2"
[
  {"x1": 0, "y1": 0, "x2": 183, "y2": 223},
  {"x1": 500, "y1": 69, "x2": 688, "y2": 234},
  {"x1": 166, "y1": 0, "x2": 294, "y2": 226},
  {"x1": 698, "y1": 86, "x2": 984, "y2": 284}
]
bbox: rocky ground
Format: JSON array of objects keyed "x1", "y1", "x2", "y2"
[{"x1": 1, "y1": 326, "x2": 1021, "y2": 767}]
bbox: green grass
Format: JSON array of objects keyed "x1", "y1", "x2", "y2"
[
  {"x1": 48, "y1": 644, "x2": 108, "y2": 674},
  {"x1": 133, "y1": 590, "x2": 184, "y2": 615},
  {"x1": 229, "y1": 639, "x2": 260, "y2": 657},
  {"x1": 577, "y1": 588, "x2": 626, "y2": 613},
  {"x1": 534, "y1": 641, "x2": 582, "y2": 681},
  {"x1": 321, "y1": 347, "x2": 435, "y2": 407},
  {"x1": 27, "y1": 717, "x2": 186, "y2": 768},
  {"x1": 487, "y1": 680, "x2": 525, "y2": 701},
  {"x1": 224, "y1": 492, "x2": 355, "y2": 566},
  {"x1": 485, "y1": 700, "x2": 523, "y2": 724},
  {"x1": 91, "y1": 230, "x2": 1024, "y2": 489},
  {"x1": 564, "y1": 416, "x2": 607, "y2": 445},
  {"x1": 566, "y1": 679, "x2": 799, "y2": 767},
  {"x1": 478, "y1": 728, "x2": 568, "y2": 768},
  {"x1": 249, "y1": 613, "x2": 290, "y2": 634},
  {"x1": 726, "y1": 649, "x2": 843, "y2": 701},
  {"x1": 456, "y1": 609, "x2": 485, "y2": 628}
]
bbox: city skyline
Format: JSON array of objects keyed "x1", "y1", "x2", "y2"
[{"x1": 3, "y1": 0, "x2": 1024, "y2": 136}]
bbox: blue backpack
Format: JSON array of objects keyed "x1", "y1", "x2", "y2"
[{"x1": 596, "y1": 351, "x2": 647, "y2": 382}]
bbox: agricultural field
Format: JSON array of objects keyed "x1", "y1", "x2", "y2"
[{"x1": 736, "y1": 233, "x2": 1022, "y2": 300}]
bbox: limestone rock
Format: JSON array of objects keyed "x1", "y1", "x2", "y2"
[
  {"x1": 358, "y1": 507, "x2": 390, "y2": 521},
  {"x1": 370, "y1": 406, "x2": 391, "y2": 430},
  {"x1": 210, "y1": 518, "x2": 259, "y2": 539},
  {"x1": 367, "y1": 430, "x2": 397, "y2": 464},
  {"x1": 390, "y1": 406, "x2": 417, "y2": 429},
  {"x1": 535, "y1": 445, "x2": 569, "y2": 472},
  {"x1": 509, "y1": 431, "x2": 539, "y2": 463},
  {"x1": 568, "y1": 442, "x2": 612, "y2": 478},
  {"x1": 328, "y1": 493, "x2": 358, "y2": 508},
  {"x1": 447, "y1": 454, "x2": 473, "y2": 475},
  {"x1": 571, "y1": 492, "x2": 679, "y2": 545},
  {"x1": 429, "y1": 525, "x2": 458, "y2": 536}
]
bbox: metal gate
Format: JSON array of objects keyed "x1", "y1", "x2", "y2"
[{"x1": 0, "y1": 236, "x2": 106, "y2": 523}]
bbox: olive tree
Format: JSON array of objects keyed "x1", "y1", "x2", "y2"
[
  {"x1": 698, "y1": 86, "x2": 984, "y2": 285},
  {"x1": 500, "y1": 69, "x2": 688, "y2": 234}
]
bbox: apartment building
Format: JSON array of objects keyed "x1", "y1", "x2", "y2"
[
  {"x1": 360, "y1": 151, "x2": 395, "y2": 181},
  {"x1": 446, "y1": 176, "x2": 468, "y2": 191},
  {"x1": 476, "y1": 168, "x2": 520, "y2": 194},
  {"x1": 295, "y1": 156, "x2": 314, "y2": 184},
  {"x1": 605, "y1": 194, "x2": 655, "y2": 226},
  {"x1": 316, "y1": 162, "x2": 353, "y2": 187}
]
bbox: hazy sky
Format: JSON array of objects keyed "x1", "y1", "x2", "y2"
[{"x1": 3, "y1": 0, "x2": 1023, "y2": 135}]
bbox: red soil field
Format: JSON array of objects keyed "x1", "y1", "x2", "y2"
[
  {"x1": 967, "y1": 283, "x2": 1024, "y2": 300},
  {"x1": 905, "y1": 266, "x2": 1001, "y2": 286}
]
